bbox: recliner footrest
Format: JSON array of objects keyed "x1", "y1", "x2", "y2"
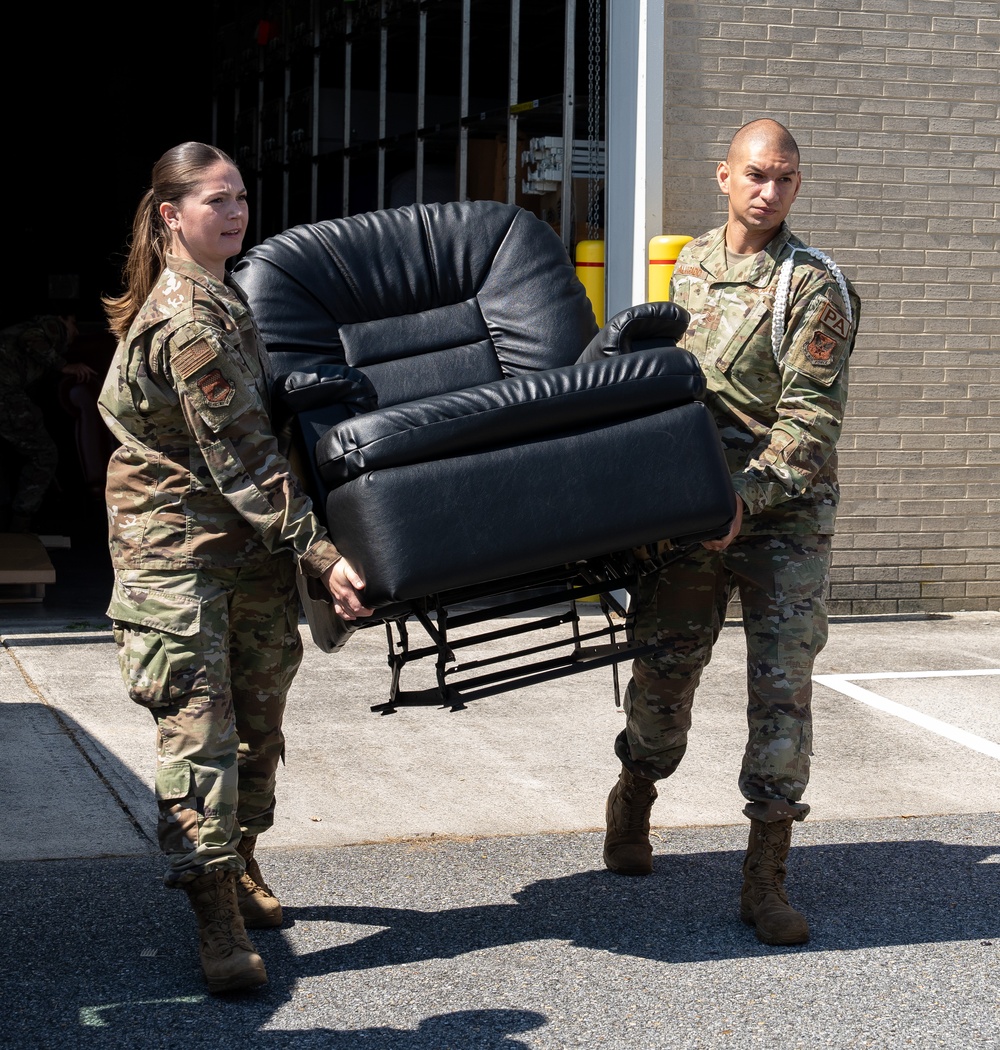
[{"x1": 326, "y1": 401, "x2": 734, "y2": 607}]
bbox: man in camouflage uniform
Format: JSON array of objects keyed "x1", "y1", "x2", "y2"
[
  {"x1": 604, "y1": 119, "x2": 861, "y2": 946},
  {"x1": 0, "y1": 314, "x2": 92, "y2": 531}
]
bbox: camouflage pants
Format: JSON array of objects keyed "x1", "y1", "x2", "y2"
[
  {"x1": 110, "y1": 553, "x2": 302, "y2": 885},
  {"x1": 0, "y1": 389, "x2": 58, "y2": 517},
  {"x1": 619, "y1": 535, "x2": 831, "y2": 822}
]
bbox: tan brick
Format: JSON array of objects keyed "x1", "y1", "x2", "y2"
[
  {"x1": 921, "y1": 546, "x2": 965, "y2": 564},
  {"x1": 877, "y1": 582, "x2": 922, "y2": 598},
  {"x1": 941, "y1": 564, "x2": 986, "y2": 582},
  {"x1": 944, "y1": 597, "x2": 989, "y2": 612},
  {"x1": 854, "y1": 566, "x2": 902, "y2": 582},
  {"x1": 834, "y1": 550, "x2": 879, "y2": 567},
  {"x1": 852, "y1": 599, "x2": 905, "y2": 615},
  {"x1": 921, "y1": 582, "x2": 967, "y2": 598},
  {"x1": 898, "y1": 598, "x2": 943, "y2": 613},
  {"x1": 898, "y1": 566, "x2": 942, "y2": 581},
  {"x1": 967, "y1": 582, "x2": 1000, "y2": 598},
  {"x1": 876, "y1": 549, "x2": 921, "y2": 565},
  {"x1": 830, "y1": 582, "x2": 877, "y2": 600},
  {"x1": 965, "y1": 548, "x2": 1000, "y2": 565}
]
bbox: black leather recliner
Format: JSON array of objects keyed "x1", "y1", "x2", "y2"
[{"x1": 233, "y1": 200, "x2": 734, "y2": 710}]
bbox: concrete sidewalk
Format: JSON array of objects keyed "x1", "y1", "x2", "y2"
[{"x1": 2, "y1": 603, "x2": 999, "y2": 1047}]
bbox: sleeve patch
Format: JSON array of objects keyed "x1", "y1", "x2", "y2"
[
  {"x1": 805, "y1": 330, "x2": 838, "y2": 364},
  {"x1": 197, "y1": 369, "x2": 235, "y2": 406},
  {"x1": 818, "y1": 302, "x2": 850, "y2": 339},
  {"x1": 173, "y1": 339, "x2": 218, "y2": 379}
]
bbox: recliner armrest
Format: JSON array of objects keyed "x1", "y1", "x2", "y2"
[
  {"x1": 577, "y1": 302, "x2": 691, "y2": 362},
  {"x1": 275, "y1": 364, "x2": 379, "y2": 512},
  {"x1": 278, "y1": 364, "x2": 378, "y2": 416}
]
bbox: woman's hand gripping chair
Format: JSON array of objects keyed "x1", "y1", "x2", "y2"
[{"x1": 233, "y1": 201, "x2": 734, "y2": 712}]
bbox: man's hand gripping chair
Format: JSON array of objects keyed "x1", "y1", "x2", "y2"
[{"x1": 233, "y1": 201, "x2": 734, "y2": 712}]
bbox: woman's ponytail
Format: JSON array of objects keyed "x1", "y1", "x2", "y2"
[{"x1": 102, "y1": 142, "x2": 237, "y2": 340}]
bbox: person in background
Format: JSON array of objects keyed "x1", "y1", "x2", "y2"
[
  {"x1": 100, "y1": 141, "x2": 371, "y2": 994},
  {"x1": 603, "y1": 119, "x2": 860, "y2": 946},
  {"x1": 0, "y1": 313, "x2": 94, "y2": 532}
]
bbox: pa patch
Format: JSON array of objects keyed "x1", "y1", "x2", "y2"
[
  {"x1": 805, "y1": 330, "x2": 837, "y2": 364},
  {"x1": 197, "y1": 369, "x2": 234, "y2": 405},
  {"x1": 819, "y1": 302, "x2": 850, "y2": 339}
]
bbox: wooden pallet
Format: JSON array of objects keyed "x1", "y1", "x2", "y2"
[{"x1": 0, "y1": 533, "x2": 57, "y2": 603}]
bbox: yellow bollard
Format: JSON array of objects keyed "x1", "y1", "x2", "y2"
[
  {"x1": 648, "y1": 235, "x2": 692, "y2": 301},
  {"x1": 575, "y1": 240, "x2": 605, "y2": 328}
]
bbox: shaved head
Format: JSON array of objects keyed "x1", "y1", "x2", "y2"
[
  {"x1": 727, "y1": 119, "x2": 800, "y2": 167},
  {"x1": 717, "y1": 119, "x2": 802, "y2": 252}
]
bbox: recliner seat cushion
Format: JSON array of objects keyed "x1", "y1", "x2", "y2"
[{"x1": 317, "y1": 347, "x2": 707, "y2": 485}]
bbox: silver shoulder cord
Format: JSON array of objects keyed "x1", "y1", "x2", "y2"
[{"x1": 770, "y1": 246, "x2": 853, "y2": 364}]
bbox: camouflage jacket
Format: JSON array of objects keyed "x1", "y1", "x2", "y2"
[
  {"x1": 669, "y1": 223, "x2": 861, "y2": 536},
  {"x1": 98, "y1": 255, "x2": 340, "y2": 576},
  {"x1": 0, "y1": 316, "x2": 68, "y2": 390}
]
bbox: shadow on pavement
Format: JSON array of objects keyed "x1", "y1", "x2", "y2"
[
  {"x1": 2, "y1": 835, "x2": 998, "y2": 1046},
  {"x1": 285, "y1": 838, "x2": 1000, "y2": 969},
  {"x1": 77, "y1": 1004, "x2": 546, "y2": 1049}
]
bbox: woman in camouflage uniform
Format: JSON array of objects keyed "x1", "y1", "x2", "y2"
[{"x1": 100, "y1": 142, "x2": 371, "y2": 994}]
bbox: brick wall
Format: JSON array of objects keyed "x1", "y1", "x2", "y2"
[{"x1": 661, "y1": 0, "x2": 1000, "y2": 613}]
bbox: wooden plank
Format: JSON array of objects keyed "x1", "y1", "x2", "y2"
[
  {"x1": 0, "y1": 583, "x2": 46, "y2": 603},
  {"x1": 0, "y1": 533, "x2": 57, "y2": 585}
]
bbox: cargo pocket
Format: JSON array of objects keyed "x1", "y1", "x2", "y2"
[
  {"x1": 155, "y1": 759, "x2": 200, "y2": 853},
  {"x1": 108, "y1": 573, "x2": 204, "y2": 708}
]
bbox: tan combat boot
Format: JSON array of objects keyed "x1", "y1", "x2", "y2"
[
  {"x1": 603, "y1": 767, "x2": 658, "y2": 875},
  {"x1": 739, "y1": 817, "x2": 810, "y2": 945},
  {"x1": 183, "y1": 869, "x2": 268, "y2": 994},
  {"x1": 236, "y1": 835, "x2": 283, "y2": 929}
]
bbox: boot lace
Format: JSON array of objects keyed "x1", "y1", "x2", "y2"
[
  {"x1": 618, "y1": 778, "x2": 655, "y2": 832},
  {"x1": 239, "y1": 858, "x2": 276, "y2": 900},
  {"x1": 751, "y1": 827, "x2": 791, "y2": 903},
  {"x1": 192, "y1": 875, "x2": 252, "y2": 957}
]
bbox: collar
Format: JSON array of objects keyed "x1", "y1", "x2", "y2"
[
  {"x1": 163, "y1": 253, "x2": 240, "y2": 304},
  {"x1": 698, "y1": 223, "x2": 795, "y2": 287},
  {"x1": 128, "y1": 255, "x2": 245, "y2": 339}
]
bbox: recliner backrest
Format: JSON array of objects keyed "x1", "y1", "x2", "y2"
[{"x1": 233, "y1": 200, "x2": 599, "y2": 408}]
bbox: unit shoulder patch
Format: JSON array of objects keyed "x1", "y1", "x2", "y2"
[
  {"x1": 197, "y1": 369, "x2": 235, "y2": 406},
  {"x1": 805, "y1": 330, "x2": 838, "y2": 364}
]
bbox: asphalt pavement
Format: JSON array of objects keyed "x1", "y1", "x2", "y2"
[{"x1": 2, "y1": 547, "x2": 999, "y2": 1049}]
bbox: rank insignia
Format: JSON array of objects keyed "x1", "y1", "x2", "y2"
[{"x1": 806, "y1": 330, "x2": 837, "y2": 363}]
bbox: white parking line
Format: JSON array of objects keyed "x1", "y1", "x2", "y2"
[{"x1": 813, "y1": 669, "x2": 1000, "y2": 761}]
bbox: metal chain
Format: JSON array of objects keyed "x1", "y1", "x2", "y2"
[{"x1": 586, "y1": 0, "x2": 603, "y2": 240}]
